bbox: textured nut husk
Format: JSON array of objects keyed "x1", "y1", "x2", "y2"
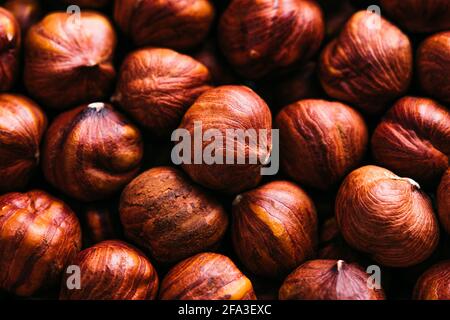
[
  {"x1": 417, "y1": 32, "x2": 450, "y2": 104},
  {"x1": 319, "y1": 11, "x2": 412, "y2": 114},
  {"x1": 279, "y1": 259, "x2": 386, "y2": 300},
  {"x1": 42, "y1": 102, "x2": 143, "y2": 202},
  {"x1": 60, "y1": 240, "x2": 159, "y2": 300},
  {"x1": 159, "y1": 253, "x2": 256, "y2": 300},
  {"x1": 0, "y1": 7, "x2": 21, "y2": 92},
  {"x1": 335, "y1": 165, "x2": 439, "y2": 268},
  {"x1": 119, "y1": 167, "x2": 228, "y2": 264},
  {"x1": 179, "y1": 85, "x2": 272, "y2": 194},
  {"x1": 24, "y1": 11, "x2": 117, "y2": 109},
  {"x1": 114, "y1": 0, "x2": 214, "y2": 50},
  {"x1": 276, "y1": 99, "x2": 368, "y2": 190},
  {"x1": 4, "y1": 0, "x2": 42, "y2": 33},
  {"x1": 219, "y1": 0, "x2": 324, "y2": 79},
  {"x1": 0, "y1": 190, "x2": 82, "y2": 296},
  {"x1": 232, "y1": 180, "x2": 318, "y2": 278},
  {"x1": 371, "y1": 97, "x2": 450, "y2": 186},
  {"x1": 61, "y1": 0, "x2": 110, "y2": 8},
  {"x1": 413, "y1": 260, "x2": 450, "y2": 300},
  {"x1": 380, "y1": 0, "x2": 450, "y2": 33},
  {"x1": 437, "y1": 169, "x2": 450, "y2": 235},
  {"x1": 0, "y1": 94, "x2": 47, "y2": 192},
  {"x1": 114, "y1": 48, "x2": 211, "y2": 139}
]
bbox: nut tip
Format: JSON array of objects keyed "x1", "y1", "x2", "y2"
[{"x1": 88, "y1": 102, "x2": 105, "y2": 112}]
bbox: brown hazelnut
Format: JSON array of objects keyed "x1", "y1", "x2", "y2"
[
  {"x1": 113, "y1": 48, "x2": 212, "y2": 139},
  {"x1": 159, "y1": 253, "x2": 256, "y2": 300},
  {"x1": 276, "y1": 99, "x2": 368, "y2": 190},
  {"x1": 0, "y1": 7, "x2": 20, "y2": 92},
  {"x1": 4, "y1": 0, "x2": 42, "y2": 34},
  {"x1": 437, "y1": 169, "x2": 450, "y2": 235},
  {"x1": 0, "y1": 190, "x2": 81, "y2": 296},
  {"x1": 417, "y1": 32, "x2": 450, "y2": 104},
  {"x1": 83, "y1": 204, "x2": 119, "y2": 245},
  {"x1": 371, "y1": 97, "x2": 450, "y2": 186},
  {"x1": 61, "y1": 0, "x2": 110, "y2": 8},
  {"x1": 335, "y1": 165, "x2": 439, "y2": 267},
  {"x1": 119, "y1": 167, "x2": 228, "y2": 264},
  {"x1": 319, "y1": 11, "x2": 413, "y2": 114},
  {"x1": 114, "y1": 0, "x2": 215, "y2": 50},
  {"x1": 179, "y1": 85, "x2": 272, "y2": 194},
  {"x1": 413, "y1": 260, "x2": 450, "y2": 300},
  {"x1": 219, "y1": 0, "x2": 324, "y2": 79},
  {"x1": 0, "y1": 94, "x2": 47, "y2": 192},
  {"x1": 232, "y1": 180, "x2": 318, "y2": 278},
  {"x1": 24, "y1": 11, "x2": 116, "y2": 109},
  {"x1": 42, "y1": 102, "x2": 143, "y2": 202},
  {"x1": 279, "y1": 259, "x2": 386, "y2": 300}
]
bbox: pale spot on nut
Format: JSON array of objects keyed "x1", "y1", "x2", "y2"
[{"x1": 88, "y1": 102, "x2": 105, "y2": 112}]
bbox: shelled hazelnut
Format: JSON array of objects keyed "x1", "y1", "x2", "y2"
[
  {"x1": 0, "y1": 7, "x2": 20, "y2": 92},
  {"x1": 4, "y1": 0, "x2": 42, "y2": 34},
  {"x1": 437, "y1": 169, "x2": 450, "y2": 235},
  {"x1": 413, "y1": 260, "x2": 450, "y2": 300}
]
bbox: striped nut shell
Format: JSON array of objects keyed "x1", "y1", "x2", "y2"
[
  {"x1": 437, "y1": 169, "x2": 450, "y2": 235},
  {"x1": 0, "y1": 7, "x2": 21, "y2": 91},
  {"x1": 413, "y1": 260, "x2": 450, "y2": 300}
]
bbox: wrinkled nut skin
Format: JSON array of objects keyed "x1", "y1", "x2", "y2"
[
  {"x1": 232, "y1": 180, "x2": 318, "y2": 278},
  {"x1": 60, "y1": 240, "x2": 159, "y2": 300},
  {"x1": 417, "y1": 32, "x2": 450, "y2": 104},
  {"x1": 119, "y1": 167, "x2": 228, "y2": 264},
  {"x1": 61, "y1": 0, "x2": 110, "y2": 8},
  {"x1": 0, "y1": 190, "x2": 81, "y2": 297},
  {"x1": 335, "y1": 165, "x2": 440, "y2": 268},
  {"x1": 380, "y1": 0, "x2": 450, "y2": 33},
  {"x1": 159, "y1": 253, "x2": 256, "y2": 300},
  {"x1": 0, "y1": 94, "x2": 47, "y2": 192},
  {"x1": 279, "y1": 260, "x2": 386, "y2": 300},
  {"x1": 114, "y1": 0, "x2": 214, "y2": 50},
  {"x1": 0, "y1": 7, "x2": 20, "y2": 92},
  {"x1": 437, "y1": 170, "x2": 450, "y2": 235},
  {"x1": 4, "y1": 0, "x2": 42, "y2": 33},
  {"x1": 42, "y1": 103, "x2": 143, "y2": 202},
  {"x1": 219, "y1": 0, "x2": 324, "y2": 79},
  {"x1": 84, "y1": 204, "x2": 119, "y2": 245},
  {"x1": 114, "y1": 48, "x2": 212, "y2": 139},
  {"x1": 371, "y1": 97, "x2": 450, "y2": 186},
  {"x1": 319, "y1": 11, "x2": 413, "y2": 114},
  {"x1": 24, "y1": 12, "x2": 116, "y2": 110},
  {"x1": 179, "y1": 85, "x2": 272, "y2": 194},
  {"x1": 276, "y1": 99, "x2": 368, "y2": 190},
  {"x1": 413, "y1": 260, "x2": 450, "y2": 300}
]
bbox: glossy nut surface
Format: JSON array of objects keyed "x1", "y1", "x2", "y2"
[
  {"x1": 413, "y1": 260, "x2": 450, "y2": 300},
  {"x1": 437, "y1": 169, "x2": 450, "y2": 235},
  {"x1": 0, "y1": 7, "x2": 21, "y2": 92}
]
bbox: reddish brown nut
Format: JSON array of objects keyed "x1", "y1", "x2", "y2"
[
  {"x1": 113, "y1": 48, "x2": 211, "y2": 139},
  {"x1": 119, "y1": 167, "x2": 228, "y2": 264},
  {"x1": 0, "y1": 190, "x2": 81, "y2": 297},
  {"x1": 413, "y1": 260, "x2": 450, "y2": 300},
  {"x1": 319, "y1": 11, "x2": 413, "y2": 114},
  {"x1": 60, "y1": 240, "x2": 158, "y2": 300},
  {"x1": 276, "y1": 99, "x2": 368, "y2": 190},
  {"x1": 61, "y1": 0, "x2": 110, "y2": 8},
  {"x1": 159, "y1": 253, "x2": 256, "y2": 300},
  {"x1": 4, "y1": 0, "x2": 42, "y2": 34},
  {"x1": 380, "y1": 0, "x2": 450, "y2": 33},
  {"x1": 437, "y1": 169, "x2": 450, "y2": 235},
  {"x1": 279, "y1": 259, "x2": 386, "y2": 300},
  {"x1": 24, "y1": 11, "x2": 116, "y2": 109},
  {"x1": 0, "y1": 94, "x2": 47, "y2": 192},
  {"x1": 335, "y1": 165, "x2": 439, "y2": 267},
  {"x1": 232, "y1": 180, "x2": 318, "y2": 278},
  {"x1": 219, "y1": 0, "x2": 324, "y2": 79},
  {"x1": 179, "y1": 85, "x2": 272, "y2": 194},
  {"x1": 0, "y1": 7, "x2": 20, "y2": 92},
  {"x1": 114, "y1": 0, "x2": 214, "y2": 50},
  {"x1": 83, "y1": 204, "x2": 119, "y2": 245},
  {"x1": 42, "y1": 102, "x2": 143, "y2": 202},
  {"x1": 417, "y1": 32, "x2": 450, "y2": 104},
  {"x1": 371, "y1": 97, "x2": 450, "y2": 186}
]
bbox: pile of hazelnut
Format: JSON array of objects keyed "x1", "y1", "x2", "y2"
[{"x1": 0, "y1": 0, "x2": 449, "y2": 301}]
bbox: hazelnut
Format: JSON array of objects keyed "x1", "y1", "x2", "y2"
[
  {"x1": 179, "y1": 85, "x2": 272, "y2": 194},
  {"x1": 319, "y1": 11, "x2": 413, "y2": 114},
  {"x1": 219, "y1": 0, "x2": 324, "y2": 79},
  {"x1": 371, "y1": 97, "x2": 450, "y2": 186},
  {"x1": 0, "y1": 94, "x2": 47, "y2": 192},
  {"x1": 417, "y1": 32, "x2": 450, "y2": 104},
  {"x1": 276, "y1": 99, "x2": 368, "y2": 190},
  {"x1": 83, "y1": 204, "x2": 119, "y2": 245},
  {"x1": 42, "y1": 102, "x2": 143, "y2": 202},
  {"x1": 113, "y1": 48, "x2": 212, "y2": 139},
  {"x1": 335, "y1": 165, "x2": 439, "y2": 268},
  {"x1": 24, "y1": 11, "x2": 117, "y2": 109},
  {"x1": 437, "y1": 169, "x2": 450, "y2": 235},
  {"x1": 232, "y1": 180, "x2": 318, "y2": 278},
  {"x1": 0, "y1": 7, "x2": 20, "y2": 92},
  {"x1": 119, "y1": 167, "x2": 228, "y2": 264},
  {"x1": 0, "y1": 190, "x2": 81, "y2": 296},
  {"x1": 279, "y1": 259, "x2": 386, "y2": 300},
  {"x1": 413, "y1": 260, "x2": 450, "y2": 300},
  {"x1": 114, "y1": 0, "x2": 215, "y2": 50},
  {"x1": 4, "y1": 0, "x2": 42, "y2": 34},
  {"x1": 159, "y1": 253, "x2": 256, "y2": 300}
]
